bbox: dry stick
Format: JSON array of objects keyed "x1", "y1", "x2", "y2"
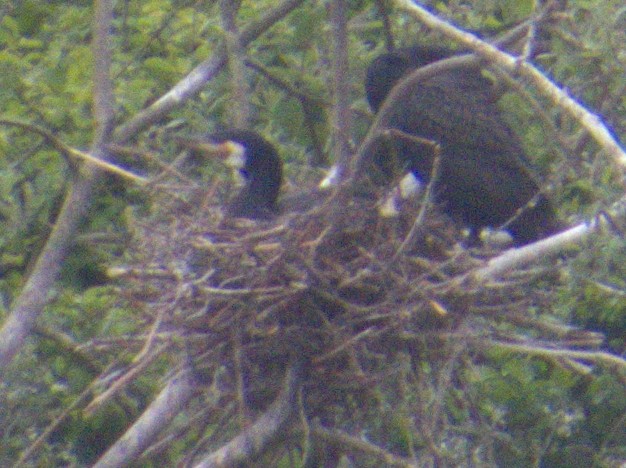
[
  {"x1": 468, "y1": 199, "x2": 626, "y2": 282},
  {"x1": 107, "y1": 143, "x2": 196, "y2": 185},
  {"x1": 393, "y1": 0, "x2": 626, "y2": 171},
  {"x1": 350, "y1": 54, "x2": 485, "y2": 184},
  {"x1": 0, "y1": 120, "x2": 147, "y2": 185},
  {"x1": 391, "y1": 131, "x2": 442, "y2": 261},
  {"x1": 488, "y1": 342, "x2": 626, "y2": 371}
]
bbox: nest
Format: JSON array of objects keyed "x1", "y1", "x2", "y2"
[{"x1": 113, "y1": 172, "x2": 598, "y2": 461}]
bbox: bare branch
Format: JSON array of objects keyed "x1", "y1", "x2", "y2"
[
  {"x1": 0, "y1": 120, "x2": 147, "y2": 184},
  {"x1": 393, "y1": 0, "x2": 626, "y2": 173},
  {"x1": 114, "y1": 0, "x2": 306, "y2": 144},
  {"x1": 194, "y1": 361, "x2": 302, "y2": 467},
  {"x1": 470, "y1": 199, "x2": 626, "y2": 282},
  {"x1": 0, "y1": 0, "x2": 116, "y2": 370},
  {"x1": 329, "y1": 0, "x2": 352, "y2": 178},
  {"x1": 488, "y1": 342, "x2": 626, "y2": 371},
  {"x1": 220, "y1": 0, "x2": 251, "y2": 128},
  {"x1": 93, "y1": 371, "x2": 200, "y2": 468}
]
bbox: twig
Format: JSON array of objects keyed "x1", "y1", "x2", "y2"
[
  {"x1": 487, "y1": 341, "x2": 626, "y2": 371},
  {"x1": 85, "y1": 343, "x2": 169, "y2": 417},
  {"x1": 0, "y1": 120, "x2": 147, "y2": 184},
  {"x1": 391, "y1": 132, "x2": 441, "y2": 261},
  {"x1": 312, "y1": 425, "x2": 418, "y2": 468}
]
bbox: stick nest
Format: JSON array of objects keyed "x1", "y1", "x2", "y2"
[{"x1": 115, "y1": 174, "x2": 594, "y2": 437}]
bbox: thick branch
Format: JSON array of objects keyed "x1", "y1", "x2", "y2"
[
  {"x1": 0, "y1": 0, "x2": 115, "y2": 370},
  {"x1": 471, "y1": 198, "x2": 626, "y2": 282},
  {"x1": 194, "y1": 362, "x2": 302, "y2": 468},
  {"x1": 93, "y1": 371, "x2": 199, "y2": 468}
]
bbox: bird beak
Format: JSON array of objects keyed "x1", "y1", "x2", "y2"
[{"x1": 177, "y1": 138, "x2": 246, "y2": 169}]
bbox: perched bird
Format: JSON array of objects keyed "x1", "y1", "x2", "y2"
[
  {"x1": 180, "y1": 129, "x2": 283, "y2": 220},
  {"x1": 363, "y1": 45, "x2": 562, "y2": 246}
]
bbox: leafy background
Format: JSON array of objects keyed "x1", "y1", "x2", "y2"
[{"x1": 0, "y1": 0, "x2": 624, "y2": 466}]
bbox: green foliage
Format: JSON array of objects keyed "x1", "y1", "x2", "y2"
[
  {"x1": 0, "y1": 0, "x2": 624, "y2": 465},
  {"x1": 559, "y1": 235, "x2": 626, "y2": 354}
]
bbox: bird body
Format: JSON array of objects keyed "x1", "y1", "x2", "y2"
[{"x1": 364, "y1": 45, "x2": 562, "y2": 245}]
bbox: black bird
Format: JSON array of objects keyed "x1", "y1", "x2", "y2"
[
  {"x1": 181, "y1": 129, "x2": 337, "y2": 222},
  {"x1": 181, "y1": 129, "x2": 283, "y2": 220},
  {"x1": 367, "y1": 46, "x2": 459, "y2": 111},
  {"x1": 364, "y1": 45, "x2": 562, "y2": 246}
]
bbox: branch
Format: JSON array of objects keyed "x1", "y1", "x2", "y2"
[
  {"x1": 470, "y1": 198, "x2": 626, "y2": 282},
  {"x1": 0, "y1": 120, "x2": 147, "y2": 185},
  {"x1": 393, "y1": 0, "x2": 626, "y2": 173},
  {"x1": 84, "y1": 344, "x2": 168, "y2": 417},
  {"x1": 220, "y1": 0, "x2": 251, "y2": 128},
  {"x1": 329, "y1": 0, "x2": 352, "y2": 175},
  {"x1": 488, "y1": 342, "x2": 626, "y2": 371},
  {"x1": 312, "y1": 426, "x2": 418, "y2": 468},
  {"x1": 93, "y1": 370, "x2": 200, "y2": 468},
  {"x1": 352, "y1": 53, "x2": 481, "y2": 179},
  {"x1": 194, "y1": 361, "x2": 302, "y2": 467},
  {"x1": 0, "y1": 0, "x2": 116, "y2": 370},
  {"x1": 114, "y1": 0, "x2": 306, "y2": 144}
]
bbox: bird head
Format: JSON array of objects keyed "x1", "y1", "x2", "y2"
[
  {"x1": 183, "y1": 129, "x2": 282, "y2": 219},
  {"x1": 365, "y1": 45, "x2": 461, "y2": 112}
]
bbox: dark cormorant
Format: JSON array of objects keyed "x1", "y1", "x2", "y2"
[
  {"x1": 181, "y1": 129, "x2": 283, "y2": 220},
  {"x1": 364, "y1": 45, "x2": 562, "y2": 246}
]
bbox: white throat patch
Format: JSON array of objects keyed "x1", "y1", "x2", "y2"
[{"x1": 224, "y1": 141, "x2": 246, "y2": 170}]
